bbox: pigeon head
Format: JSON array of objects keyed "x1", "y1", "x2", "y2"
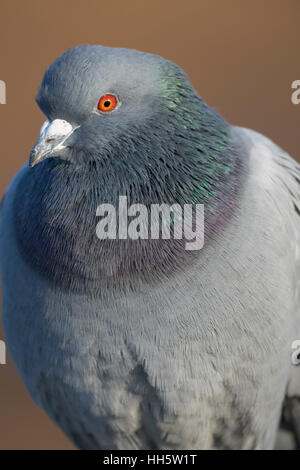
[
  {"x1": 30, "y1": 45, "x2": 234, "y2": 186},
  {"x1": 30, "y1": 45, "x2": 194, "y2": 168}
]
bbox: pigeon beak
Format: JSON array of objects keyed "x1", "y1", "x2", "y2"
[{"x1": 29, "y1": 119, "x2": 75, "y2": 168}]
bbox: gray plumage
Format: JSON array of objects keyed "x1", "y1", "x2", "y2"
[{"x1": 0, "y1": 45, "x2": 299, "y2": 449}]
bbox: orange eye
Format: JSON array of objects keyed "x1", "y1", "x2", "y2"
[{"x1": 97, "y1": 94, "x2": 118, "y2": 113}]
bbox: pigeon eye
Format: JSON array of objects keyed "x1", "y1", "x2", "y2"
[{"x1": 97, "y1": 94, "x2": 118, "y2": 113}]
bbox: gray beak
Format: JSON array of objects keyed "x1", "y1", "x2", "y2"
[{"x1": 29, "y1": 119, "x2": 75, "y2": 168}]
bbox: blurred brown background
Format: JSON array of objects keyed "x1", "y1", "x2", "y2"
[{"x1": 0, "y1": 0, "x2": 299, "y2": 450}]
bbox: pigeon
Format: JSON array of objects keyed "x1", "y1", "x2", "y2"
[{"x1": 0, "y1": 44, "x2": 299, "y2": 450}]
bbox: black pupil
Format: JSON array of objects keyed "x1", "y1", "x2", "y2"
[{"x1": 104, "y1": 100, "x2": 111, "y2": 108}]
